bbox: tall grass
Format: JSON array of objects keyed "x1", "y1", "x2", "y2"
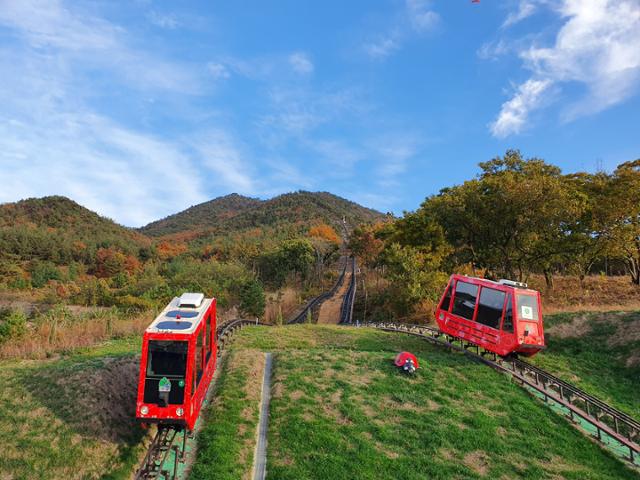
[{"x1": 0, "y1": 306, "x2": 150, "y2": 359}]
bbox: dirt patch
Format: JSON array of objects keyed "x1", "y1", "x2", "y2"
[
  {"x1": 608, "y1": 317, "x2": 640, "y2": 347},
  {"x1": 317, "y1": 270, "x2": 352, "y2": 324},
  {"x1": 290, "y1": 390, "x2": 305, "y2": 401},
  {"x1": 496, "y1": 426, "x2": 508, "y2": 437},
  {"x1": 52, "y1": 356, "x2": 141, "y2": 442},
  {"x1": 463, "y1": 450, "x2": 490, "y2": 476},
  {"x1": 547, "y1": 314, "x2": 593, "y2": 339}
]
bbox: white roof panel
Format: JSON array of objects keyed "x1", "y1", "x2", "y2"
[
  {"x1": 146, "y1": 293, "x2": 213, "y2": 334},
  {"x1": 178, "y1": 292, "x2": 205, "y2": 308}
]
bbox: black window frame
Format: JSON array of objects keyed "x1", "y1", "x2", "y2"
[
  {"x1": 475, "y1": 286, "x2": 506, "y2": 330},
  {"x1": 502, "y1": 293, "x2": 514, "y2": 333},
  {"x1": 451, "y1": 281, "x2": 479, "y2": 321}
]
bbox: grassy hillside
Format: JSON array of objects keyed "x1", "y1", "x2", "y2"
[
  {"x1": 0, "y1": 337, "x2": 144, "y2": 479},
  {"x1": 529, "y1": 310, "x2": 640, "y2": 420},
  {"x1": 140, "y1": 191, "x2": 385, "y2": 237},
  {"x1": 194, "y1": 325, "x2": 639, "y2": 479}
]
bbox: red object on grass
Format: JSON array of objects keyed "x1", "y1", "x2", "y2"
[{"x1": 395, "y1": 351, "x2": 419, "y2": 370}]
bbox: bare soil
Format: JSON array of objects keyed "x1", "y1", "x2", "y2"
[{"x1": 317, "y1": 270, "x2": 352, "y2": 324}]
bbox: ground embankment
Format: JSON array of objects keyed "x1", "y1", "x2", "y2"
[{"x1": 0, "y1": 337, "x2": 145, "y2": 479}]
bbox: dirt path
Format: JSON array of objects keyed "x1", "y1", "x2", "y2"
[{"x1": 317, "y1": 270, "x2": 352, "y2": 324}]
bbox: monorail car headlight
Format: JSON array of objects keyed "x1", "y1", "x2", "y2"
[
  {"x1": 176, "y1": 407, "x2": 184, "y2": 417},
  {"x1": 140, "y1": 405, "x2": 149, "y2": 415}
]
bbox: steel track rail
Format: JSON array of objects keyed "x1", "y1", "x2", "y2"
[
  {"x1": 287, "y1": 257, "x2": 349, "y2": 324},
  {"x1": 134, "y1": 318, "x2": 269, "y2": 480},
  {"x1": 362, "y1": 321, "x2": 640, "y2": 465},
  {"x1": 339, "y1": 257, "x2": 357, "y2": 324}
]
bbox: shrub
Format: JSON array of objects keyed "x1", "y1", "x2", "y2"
[
  {"x1": 30, "y1": 261, "x2": 62, "y2": 288},
  {"x1": 239, "y1": 279, "x2": 266, "y2": 318},
  {"x1": 0, "y1": 308, "x2": 28, "y2": 344}
]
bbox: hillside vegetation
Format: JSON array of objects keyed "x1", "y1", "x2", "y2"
[{"x1": 140, "y1": 191, "x2": 385, "y2": 237}]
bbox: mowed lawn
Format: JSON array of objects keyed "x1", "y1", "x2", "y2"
[
  {"x1": 0, "y1": 337, "x2": 145, "y2": 480},
  {"x1": 227, "y1": 325, "x2": 639, "y2": 480}
]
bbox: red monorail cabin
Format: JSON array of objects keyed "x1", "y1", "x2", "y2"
[
  {"x1": 435, "y1": 275, "x2": 545, "y2": 357},
  {"x1": 136, "y1": 293, "x2": 217, "y2": 431}
]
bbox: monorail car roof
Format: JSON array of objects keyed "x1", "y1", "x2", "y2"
[
  {"x1": 452, "y1": 274, "x2": 538, "y2": 293},
  {"x1": 145, "y1": 293, "x2": 213, "y2": 334}
]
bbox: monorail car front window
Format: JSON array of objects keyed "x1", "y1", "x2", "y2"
[
  {"x1": 516, "y1": 295, "x2": 539, "y2": 321},
  {"x1": 451, "y1": 281, "x2": 478, "y2": 320},
  {"x1": 476, "y1": 287, "x2": 505, "y2": 330},
  {"x1": 147, "y1": 340, "x2": 188, "y2": 377}
]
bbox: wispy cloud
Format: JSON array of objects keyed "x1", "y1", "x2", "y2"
[
  {"x1": 147, "y1": 11, "x2": 180, "y2": 29},
  {"x1": 207, "y1": 62, "x2": 231, "y2": 80},
  {"x1": 363, "y1": 0, "x2": 440, "y2": 60},
  {"x1": 288, "y1": 52, "x2": 314, "y2": 74},
  {"x1": 490, "y1": 79, "x2": 552, "y2": 137},
  {"x1": 490, "y1": 0, "x2": 640, "y2": 137},
  {"x1": 502, "y1": 0, "x2": 539, "y2": 28}
]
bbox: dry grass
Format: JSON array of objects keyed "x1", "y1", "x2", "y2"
[
  {"x1": 528, "y1": 275, "x2": 640, "y2": 314},
  {"x1": 0, "y1": 308, "x2": 149, "y2": 359},
  {"x1": 264, "y1": 288, "x2": 300, "y2": 323}
]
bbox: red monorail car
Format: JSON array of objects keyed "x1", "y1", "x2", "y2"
[
  {"x1": 435, "y1": 275, "x2": 545, "y2": 357},
  {"x1": 136, "y1": 293, "x2": 217, "y2": 430}
]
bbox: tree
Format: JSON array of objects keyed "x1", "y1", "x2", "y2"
[
  {"x1": 422, "y1": 150, "x2": 583, "y2": 282},
  {"x1": 239, "y1": 279, "x2": 266, "y2": 318},
  {"x1": 609, "y1": 160, "x2": 640, "y2": 284},
  {"x1": 308, "y1": 223, "x2": 341, "y2": 244}
]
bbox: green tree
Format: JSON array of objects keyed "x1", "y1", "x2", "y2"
[{"x1": 239, "y1": 279, "x2": 266, "y2": 318}]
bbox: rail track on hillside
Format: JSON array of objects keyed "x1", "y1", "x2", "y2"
[
  {"x1": 134, "y1": 318, "x2": 269, "y2": 480},
  {"x1": 287, "y1": 256, "x2": 349, "y2": 324},
  {"x1": 362, "y1": 321, "x2": 640, "y2": 465}
]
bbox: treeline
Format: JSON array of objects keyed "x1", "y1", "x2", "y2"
[
  {"x1": 350, "y1": 150, "x2": 640, "y2": 318},
  {"x1": 0, "y1": 195, "x2": 342, "y2": 319}
]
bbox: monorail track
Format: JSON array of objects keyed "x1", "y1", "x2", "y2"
[
  {"x1": 363, "y1": 321, "x2": 640, "y2": 466},
  {"x1": 134, "y1": 318, "x2": 268, "y2": 480}
]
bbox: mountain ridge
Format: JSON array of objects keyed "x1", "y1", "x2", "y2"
[{"x1": 139, "y1": 190, "x2": 386, "y2": 237}]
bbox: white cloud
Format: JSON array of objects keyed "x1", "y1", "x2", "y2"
[
  {"x1": 502, "y1": 1, "x2": 539, "y2": 28},
  {"x1": 148, "y1": 11, "x2": 180, "y2": 29},
  {"x1": 490, "y1": 0, "x2": 640, "y2": 136},
  {"x1": 207, "y1": 62, "x2": 231, "y2": 79},
  {"x1": 364, "y1": 34, "x2": 401, "y2": 60},
  {"x1": 477, "y1": 38, "x2": 510, "y2": 60},
  {"x1": 0, "y1": 0, "x2": 203, "y2": 94},
  {"x1": 190, "y1": 132, "x2": 256, "y2": 193},
  {"x1": 490, "y1": 79, "x2": 552, "y2": 137},
  {"x1": 406, "y1": 0, "x2": 440, "y2": 32},
  {"x1": 288, "y1": 52, "x2": 314, "y2": 74},
  {"x1": 363, "y1": 1, "x2": 440, "y2": 60}
]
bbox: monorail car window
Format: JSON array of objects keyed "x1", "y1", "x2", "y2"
[
  {"x1": 476, "y1": 287, "x2": 505, "y2": 329},
  {"x1": 206, "y1": 314, "x2": 213, "y2": 362},
  {"x1": 147, "y1": 341, "x2": 188, "y2": 377},
  {"x1": 503, "y1": 293, "x2": 514, "y2": 332},
  {"x1": 451, "y1": 281, "x2": 478, "y2": 320},
  {"x1": 439, "y1": 283, "x2": 452, "y2": 311},
  {"x1": 516, "y1": 295, "x2": 539, "y2": 321},
  {"x1": 193, "y1": 329, "x2": 204, "y2": 394}
]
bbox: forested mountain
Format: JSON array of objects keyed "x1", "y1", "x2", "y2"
[
  {"x1": 0, "y1": 196, "x2": 149, "y2": 264},
  {"x1": 141, "y1": 191, "x2": 385, "y2": 237}
]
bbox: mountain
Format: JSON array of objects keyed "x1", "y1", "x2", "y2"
[
  {"x1": 140, "y1": 191, "x2": 385, "y2": 237},
  {"x1": 0, "y1": 196, "x2": 149, "y2": 264}
]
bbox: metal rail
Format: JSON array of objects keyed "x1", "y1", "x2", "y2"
[
  {"x1": 339, "y1": 257, "x2": 357, "y2": 324},
  {"x1": 287, "y1": 257, "x2": 348, "y2": 324},
  {"x1": 134, "y1": 318, "x2": 268, "y2": 480},
  {"x1": 362, "y1": 321, "x2": 640, "y2": 465}
]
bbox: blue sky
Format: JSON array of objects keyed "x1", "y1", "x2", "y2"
[{"x1": 1, "y1": 0, "x2": 639, "y2": 227}]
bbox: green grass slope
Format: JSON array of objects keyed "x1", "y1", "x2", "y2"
[
  {"x1": 529, "y1": 310, "x2": 640, "y2": 420},
  {"x1": 0, "y1": 337, "x2": 144, "y2": 479},
  {"x1": 198, "y1": 325, "x2": 638, "y2": 480}
]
